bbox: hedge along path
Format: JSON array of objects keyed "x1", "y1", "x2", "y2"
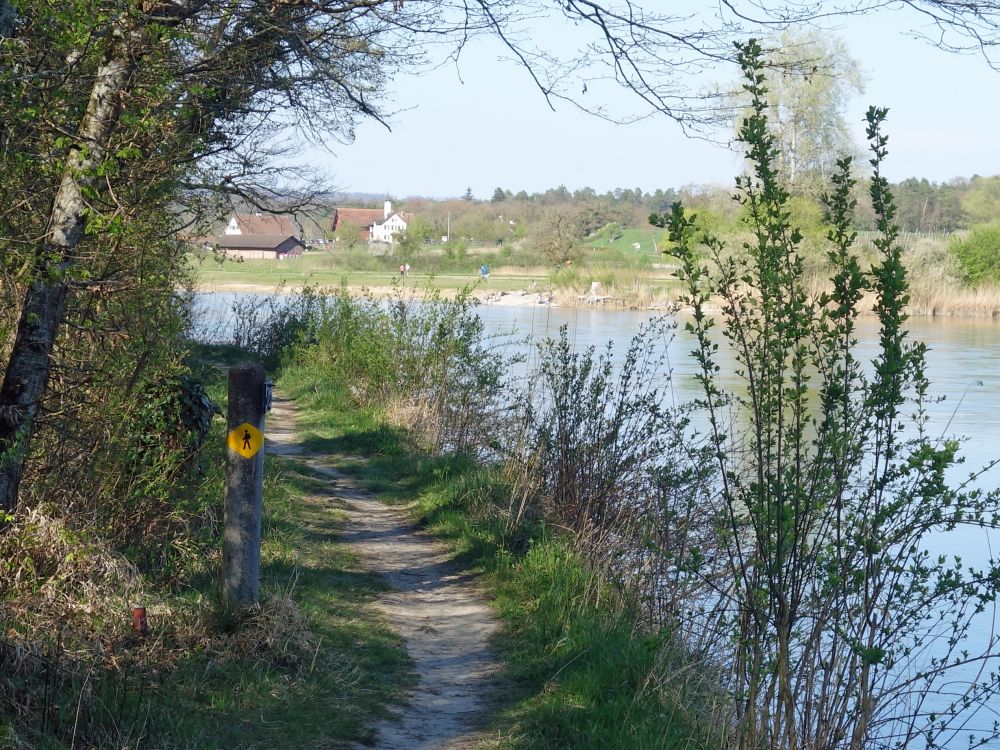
[{"x1": 266, "y1": 394, "x2": 501, "y2": 750}]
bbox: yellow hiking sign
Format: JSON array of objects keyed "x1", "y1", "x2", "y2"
[{"x1": 228, "y1": 422, "x2": 263, "y2": 459}]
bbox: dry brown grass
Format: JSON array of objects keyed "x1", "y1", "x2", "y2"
[
  {"x1": 803, "y1": 276, "x2": 1000, "y2": 318},
  {"x1": 905, "y1": 282, "x2": 1000, "y2": 318},
  {"x1": 0, "y1": 509, "x2": 147, "y2": 637},
  {"x1": 0, "y1": 507, "x2": 318, "y2": 748}
]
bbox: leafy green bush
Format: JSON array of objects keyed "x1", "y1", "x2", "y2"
[
  {"x1": 949, "y1": 222, "x2": 1000, "y2": 285},
  {"x1": 296, "y1": 284, "x2": 511, "y2": 453},
  {"x1": 652, "y1": 40, "x2": 1000, "y2": 748},
  {"x1": 230, "y1": 285, "x2": 323, "y2": 366},
  {"x1": 512, "y1": 320, "x2": 693, "y2": 536}
]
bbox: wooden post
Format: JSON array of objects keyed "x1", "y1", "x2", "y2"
[{"x1": 223, "y1": 362, "x2": 266, "y2": 607}]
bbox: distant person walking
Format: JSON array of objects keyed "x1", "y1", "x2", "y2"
[
  {"x1": 404, "y1": 262, "x2": 411, "y2": 276},
  {"x1": 479, "y1": 263, "x2": 490, "y2": 282},
  {"x1": 399, "y1": 263, "x2": 405, "y2": 278}
]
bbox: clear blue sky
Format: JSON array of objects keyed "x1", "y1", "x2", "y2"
[{"x1": 303, "y1": 4, "x2": 1000, "y2": 200}]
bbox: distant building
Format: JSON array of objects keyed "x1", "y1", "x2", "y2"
[
  {"x1": 332, "y1": 200, "x2": 413, "y2": 244},
  {"x1": 216, "y1": 212, "x2": 304, "y2": 259},
  {"x1": 224, "y1": 212, "x2": 298, "y2": 237},
  {"x1": 215, "y1": 234, "x2": 305, "y2": 259}
]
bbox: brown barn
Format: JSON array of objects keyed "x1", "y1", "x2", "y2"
[
  {"x1": 223, "y1": 212, "x2": 299, "y2": 237},
  {"x1": 216, "y1": 234, "x2": 305, "y2": 260},
  {"x1": 215, "y1": 212, "x2": 303, "y2": 259}
]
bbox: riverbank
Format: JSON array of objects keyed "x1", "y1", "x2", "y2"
[
  {"x1": 191, "y1": 245, "x2": 1000, "y2": 316},
  {"x1": 277, "y1": 353, "x2": 711, "y2": 748},
  {"x1": 195, "y1": 275, "x2": 1000, "y2": 318},
  {"x1": 197, "y1": 279, "x2": 563, "y2": 307},
  {"x1": 189, "y1": 253, "x2": 683, "y2": 310}
]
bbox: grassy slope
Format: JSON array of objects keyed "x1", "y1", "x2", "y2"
[
  {"x1": 149, "y1": 348, "x2": 416, "y2": 749},
  {"x1": 586, "y1": 226, "x2": 664, "y2": 259},
  {"x1": 279, "y1": 359, "x2": 706, "y2": 750}
]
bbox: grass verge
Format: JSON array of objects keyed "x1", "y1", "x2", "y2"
[
  {"x1": 1, "y1": 344, "x2": 413, "y2": 749},
  {"x1": 279, "y1": 359, "x2": 709, "y2": 749},
  {"x1": 157, "y1": 346, "x2": 415, "y2": 749},
  {"x1": 151, "y1": 452, "x2": 414, "y2": 749}
]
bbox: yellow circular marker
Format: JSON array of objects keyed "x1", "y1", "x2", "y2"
[{"x1": 228, "y1": 422, "x2": 263, "y2": 459}]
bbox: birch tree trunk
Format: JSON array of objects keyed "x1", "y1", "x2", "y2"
[{"x1": 0, "y1": 17, "x2": 139, "y2": 513}]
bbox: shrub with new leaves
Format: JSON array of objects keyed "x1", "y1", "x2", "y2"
[{"x1": 651, "y1": 40, "x2": 1000, "y2": 749}]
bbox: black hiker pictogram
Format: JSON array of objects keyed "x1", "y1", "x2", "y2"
[{"x1": 242, "y1": 429, "x2": 251, "y2": 450}]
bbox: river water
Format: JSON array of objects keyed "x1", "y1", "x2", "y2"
[{"x1": 194, "y1": 291, "x2": 1000, "y2": 745}]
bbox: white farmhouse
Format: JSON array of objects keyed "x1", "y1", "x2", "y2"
[
  {"x1": 331, "y1": 200, "x2": 415, "y2": 245},
  {"x1": 369, "y1": 201, "x2": 410, "y2": 243}
]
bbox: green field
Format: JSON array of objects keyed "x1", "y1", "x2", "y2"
[
  {"x1": 191, "y1": 252, "x2": 544, "y2": 292},
  {"x1": 190, "y1": 233, "x2": 686, "y2": 307},
  {"x1": 586, "y1": 226, "x2": 667, "y2": 259}
]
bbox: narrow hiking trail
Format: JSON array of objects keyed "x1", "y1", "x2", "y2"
[{"x1": 265, "y1": 396, "x2": 502, "y2": 750}]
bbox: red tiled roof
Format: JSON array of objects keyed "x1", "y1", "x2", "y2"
[
  {"x1": 332, "y1": 208, "x2": 383, "y2": 232},
  {"x1": 332, "y1": 207, "x2": 416, "y2": 242},
  {"x1": 232, "y1": 213, "x2": 298, "y2": 236}
]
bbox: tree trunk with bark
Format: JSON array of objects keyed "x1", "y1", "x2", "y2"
[{"x1": 0, "y1": 17, "x2": 138, "y2": 513}]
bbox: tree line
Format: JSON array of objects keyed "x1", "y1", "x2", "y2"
[{"x1": 333, "y1": 173, "x2": 997, "y2": 259}]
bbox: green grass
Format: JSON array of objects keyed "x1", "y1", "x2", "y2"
[
  {"x1": 126, "y1": 346, "x2": 412, "y2": 748},
  {"x1": 124, "y1": 344, "x2": 417, "y2": 749},
  {"x1": 950, "y1": 222, "x2": 1000, "y2": 286},
  {"x1": 191, "y1": 252, "x2": 541, "y2": 293},
  {"x1": 153, "y1": 447, "x2": 415, "y2": 749},
  {"x1": 14, "y1": 343, "x2": 707, "y2": 748},
  {"x1": 4, "y1": 343, "x2": 415, "y2": 750},
  {"x1": 278, "y1": 357, "x2": 711, "y2": 749},
  {"x1": 585, "y1": 226, "x2": 666, "y2": 260},
  {"x1": 189, "y1": 239, "x2": 677, "y2": 299}
]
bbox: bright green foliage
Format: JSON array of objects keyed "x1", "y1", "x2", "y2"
[
  {"x1": 652, "y1": 39, "x2": 1000, "y2": 748},
  {"x1": 278, "y1": 284, "x2": 509, "y2": 454},
  {"x1": 279, "y1": 352, "x2": 709, "y2": 749},
  {"x1": 961, "y1": 175, "x2": 1000, "y2": 225},
  {"x1": 229, "y1": 285, "x2": 323, "y2": 367},
  {"x1": 950, "y1": 222, "x2": 1000, "y2": 285},
  {"x1": 396, "y1": 215, "x2": 434, "y2": 257}
]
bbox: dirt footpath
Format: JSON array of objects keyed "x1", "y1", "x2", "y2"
[{"x1": 266, "y1": 396, "x2": 500, "y2": 750}]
